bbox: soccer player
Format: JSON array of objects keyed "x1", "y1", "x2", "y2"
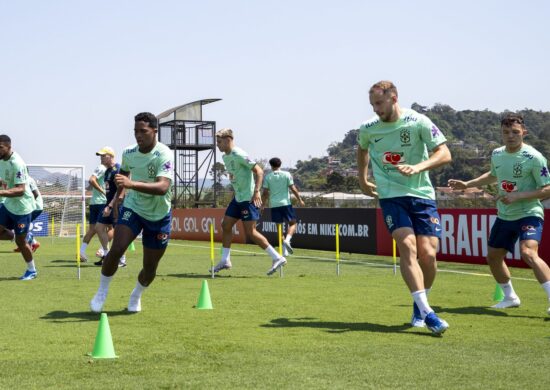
[
  {"x1": 357, "y1": 81, "x2": 452, "y2": 335},
  {"x1": 92, "y1": 147, "x2": 127, "y2": 267},
  {"x1": 448, "y1": 113, "x2": 550, "y2": 314},
  {"x1": 90, "y1": 112, "x2": 173, "y2": 313},
  {"x1": 80, "y1": 151, "x2": 108, "y2": 261},
  {"x1": 13, "y1": 175, "x2": 42, "y2": 253},
  {"x1": 261, "y1": 157, "x2": 305, "y2": 256},
  {"x1": 0, "y1": 135, "x2": 39, "y2": 280},
  {"x1": 211, "y1": 128, "x2": 287, "y2": 276}
]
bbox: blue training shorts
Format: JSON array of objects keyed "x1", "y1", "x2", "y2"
[
  {"x1": 488, "y1": 216, "x2": 543, "y2": 254},
  {"x1": 89, "y1": 204, "x2": 106, "y2": 225},
  {"x1": 225, "y1": 198, "x2": 260, "y2": 221},
  {"x1": 379, "y1": 196, "x2": 442, "y2": 238},
  {"x1": 0, "y1": 204, "x2": 32, "y2": 235},
  {"x1": 117, "y1": 207, "x2": 172, "y2": 249},
  {"x1": 271, "y1": 205, "x2": 297, "y2": 224}
]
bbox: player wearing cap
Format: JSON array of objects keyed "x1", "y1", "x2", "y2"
[{"x1": 80, "y1": 147, "x2": 109, "y2": 261}]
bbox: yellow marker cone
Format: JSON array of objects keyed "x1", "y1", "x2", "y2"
[
  {"x1": 197, "y1": 280, "x2": 213, "y2": 310},
  {"x1": 493, "y1": 284, "x2": 505, "y2": 302},
  {"x1": 89, "y1": 313, "x2": 118, "y2": 359}
]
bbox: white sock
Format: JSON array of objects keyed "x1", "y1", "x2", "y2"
[
  {"x1": 131, "y1": 281, "x2": 147, "y2": 298},
  {"x1": 99, "y1": 273, "x2": 113, "y2": 293},
  {"x1": 265, "y1": 245, "x2": 280, "y2": 261},
  {"x1": 221, "y1": 247, "x2": 231, "y2": 263},
  {"x1": 80, "y1": 243, "x2": 88, "y2": 253},
  {"x1": 285, "y1": 235, "x2": 292, "y2": 244},
  {"x1": 411, "y1": 290, "x2": 433, "y2": 319},
  {"x1": 541, "y1": 281, "x2": 550, "y2": 299},
  {"x1": 120, "y1": 254, "x2": 126, "y2": 262},
  {"x1": 27, "y1": 260, "x2": 36, "y2": 272},
  {"x1": 499, "y1": 281, "x2": 518, "y2": 300}
]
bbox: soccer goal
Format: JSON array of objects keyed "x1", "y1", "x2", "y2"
[{"x1": 27, "y1": 164, "x2": 86, "y2": 238}]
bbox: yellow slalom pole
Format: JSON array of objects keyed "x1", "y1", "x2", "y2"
[
  {"x1": 392, "y1": 239, "x2": 397, "y2": 275},
  {"x1": 210, "y1": 222, "x2": 215, "y2": 279},
  {"x1": 336, "y1": 223, "x2": 340, "y2": 276},
  {"x1": 278, "y1": 223, "x2": 283, "y2": 277},
  {"x1": 76, "y1": 223, "x2": 81, "y2": 280}
]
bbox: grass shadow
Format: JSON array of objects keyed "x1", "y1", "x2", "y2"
[
  {"x1": 431, "y1": 305, "x2": 546, "y2": 320},
  {"x1": 261, "y1": 317, "x2": 433, "y2": 336},
  {"x1": 40, "y1": 309, "x2": 134, "y2": 323},
  {"x1": 166, "y1": 272, "x2": 254, "y2": 279},
  {"x1": 0, "y1": 276, "x2": 21, "y2": 282}
]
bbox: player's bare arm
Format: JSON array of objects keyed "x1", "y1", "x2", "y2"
[{"x1": 357, "y1": 145, "x2": 378, "y2": 197}]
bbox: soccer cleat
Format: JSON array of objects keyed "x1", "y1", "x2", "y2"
[
  {"x1": 94, "y1": 257, "x2": 104, "y2": 266},
  {"x1": 411, "y1": 302, "x2": 425, "y2": 328},
  {"x1": 267, "y1": 257, "x2": 287, "y2": 276},
  {"x1": 80, "y1": 252, "x2": 88, "y2": 263},
  {"x1": 118, "y1": 260, "x2": 127, "y2": 268},
  {"x1": 491, "y1": 297, "x2": 521, "y2": 309},
  {"x1": 282, "y1": 240, "x2": 294, "y2": 255},
  {"x1": 127, "y1": 294, "x2": 142, "y2": 313},
  {"x1": 95, "y1": 248, "x2": 105, "y2": 258},
  {"x1": 31, "y1": 241, "x2": 40, "y2": 252},
  {"x1": 424, "y1": 312, "x2": 449, "y2": 335},
  {"x1": 90, "y1": 291, "x2": 107, "y2": 313},
  {"x1": 209, "y1": 260, "x2": 232, "y2": 273},
  {"x1": 19, "y1": 270, "x2": 37, "y2": 281}
]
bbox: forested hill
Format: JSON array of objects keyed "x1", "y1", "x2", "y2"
[{"x1": 291, "y1": 104, "x2": 550, "y2": 191}]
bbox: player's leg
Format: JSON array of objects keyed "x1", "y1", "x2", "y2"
[
  {"x1": 9, "y1": 211, "x2": 37, "y2": 280},
  {"x1": 90, "y1": 207, "x2": 139, "y2": 312},
  {"x1": 127, "y1": 212, "x2": 170, "y2": 312},
  {"x1": 211, "y1": 199, "x2": 239, "y2": 272}
]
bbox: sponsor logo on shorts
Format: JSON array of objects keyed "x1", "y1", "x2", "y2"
[
  {"x1": 122, "y1": 211, "x2": 132, "y2": 221},
  {"x1": 521, "y1": 225, "x2": 536, "y2": 231},
  {"x1": 385, "y1": 215, "x2": 394, "y2": 229},
  {"x1": 18, "y1": 223, "x2": 26, "y2": 229},
  {"x1": 430, "y1": 217, "x2": 440, "y2": 225}
]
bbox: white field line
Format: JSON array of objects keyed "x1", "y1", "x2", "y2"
[{"x1": 167, "y1": 241, "x2": 538, "y2": 282}]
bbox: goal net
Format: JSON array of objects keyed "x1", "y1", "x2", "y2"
[{"x1": 27, "y1": 164, "x2": 86, "y2": 238}]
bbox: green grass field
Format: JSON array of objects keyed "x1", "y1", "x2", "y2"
[{"x1": 1, "y1": 238, "x2": 549, "y2": 389}]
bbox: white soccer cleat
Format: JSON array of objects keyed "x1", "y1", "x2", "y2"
[
  {"x1": 80, "y1": 252, "x2": 88, "y2": 263},
  {"x1": 127, "y1": 294, "x2": 141, "y2": 313},
  {"x1": 95, "y1": 248, "x2": 105, "y2": 258},
  {"x1": 90, "y1": 291, "x2": 107, "y2": 313},
  {"x1": 210, "y1": 260, "x2": 232, "y2": 273},
  {"x1": 282, "y1": 240, "x2": 294, "y2": 255},
  {"x1": 491, "y1": 297, "x2": 521, "y2": 309},
  {"x1": 267, "y1": 257, "x2": 287, "y2": 276}
]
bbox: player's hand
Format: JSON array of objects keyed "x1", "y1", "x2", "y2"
[
  {"x1": 298, "y1": 199, "x2": 305, "y2": 207},
  {"x1": 359, "y1": 180, "x2": 378, "y2": 197},
  {"x1": 498, "y1": 193, "x2": 522, "y2": 205},
  {"x1": 252, "y1": 191, "x2": 262, "y2": 208},
  {"x1": 448, "y1": 179, "x2": 468, "y2": 190},
  {"x1": 115, "y1": 174, "x2": 132, "y2": 189},
  {"x1": 102, "y1": 206, "x2": 111, "y2": 217},
  {"x1": 396, "y1": 164, "x2": 420, "y2": 176}
]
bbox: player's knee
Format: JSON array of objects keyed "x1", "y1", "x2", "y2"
[{"x1": 520, "y1": 250, "x2": 538, "y2": 266}]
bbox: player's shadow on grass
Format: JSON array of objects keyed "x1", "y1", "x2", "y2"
[
  {"x1": 431, "y1": 305, "x2": 545, "y2": 320},
  {"x1": 0, "y1": 276, "x2": 21, "y2": 281},
  {"x1": 40, "y1": 310, "x2": 135, "y2": 323},
  {"x1": 166, "y1": 273, "x2": 253, "y2": 279},
  {"x1": 46, "y1": 259, "x2": 96, "y2": 268},
  {"x1": 261, "y1": 317, "x2": 431, "y2": 336}
]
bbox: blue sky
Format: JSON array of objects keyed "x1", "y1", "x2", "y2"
[{"x1": 1, "y1": 0, "x2": 548, "y2": 178}]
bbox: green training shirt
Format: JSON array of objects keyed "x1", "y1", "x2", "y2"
[
  {"x1": 262, "y1": 170, "x2": 293, "y2": 207},
  {"x1": 90, "y1": 165, "x2": 107, "y2": 205},
  {"x1": 121, "y1": 142, "x2": 173, "y2": 221},
  {"x1": 223, "y1": 146, "x2": 257, "y2": 203},
  {"x1": 490, "y1": 144, "x2": 550, "y2": 221},
  {"x1": 358, "y1": 108, "x2": 447, "y2": 200},
  {"x1": 0, "y1": 151, "x2": 36, "y2": 215}
]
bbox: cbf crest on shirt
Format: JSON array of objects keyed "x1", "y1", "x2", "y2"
[
  {"x1": 358, "y1": 108, "x2": 447, "y2": 200},
  {"x1": 490, "y1": 144, "x2": 550, "y2": 221}
]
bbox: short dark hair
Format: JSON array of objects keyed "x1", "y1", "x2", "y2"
[
  {"x1": 369, "y1": 80, "x2": 398, "y2": 97},
  {"x1": 501, "y1": 113, "x2": 525, "y2": 128},
  {"x1": 0, "y1": 134, "x2": 11, "y2": 144},
  {"x1": 134, "y1": 112, "x2": 158, "y2": 129},
  {"x1": 269, "y1": 157, "x2": 282, "y2": 168}
]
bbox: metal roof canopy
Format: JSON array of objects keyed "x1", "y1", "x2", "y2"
[{"x1": 157, "y1": 99, "x2": 221, "y2": 123}]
